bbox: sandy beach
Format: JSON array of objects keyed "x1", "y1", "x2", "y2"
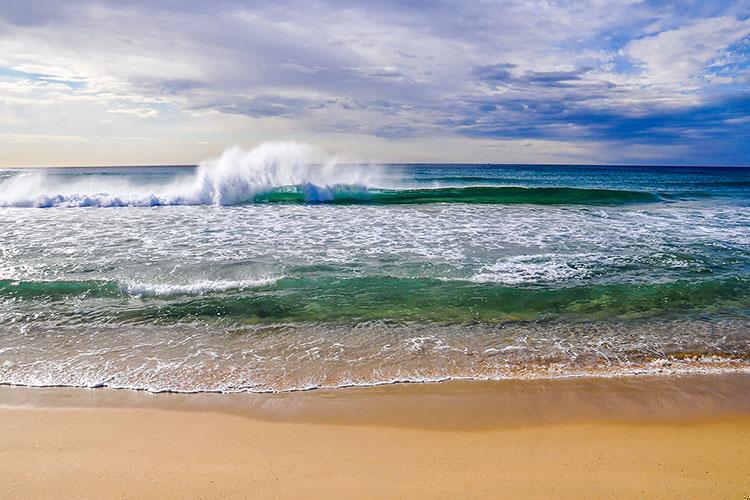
[{"x1": 2, "y1": 374, "x2": 749, "y2": 499}]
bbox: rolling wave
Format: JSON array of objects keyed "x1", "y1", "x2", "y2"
[
  {"x1": 2, "y1": 276, "x2": 748, "y2": 324},
  {"x1": 251, "y1": 185, "x2": 666, "y2": 205},
  {"x1": 0, "y1": 181, "x2": 674, "y2": 208},
  {"x1": 0, "y1": 142, "x2": 684, "y2": 207}
]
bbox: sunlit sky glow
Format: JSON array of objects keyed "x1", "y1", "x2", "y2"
[{"x1": 1, "y1": 1, "x2": 749, "y2": 166}]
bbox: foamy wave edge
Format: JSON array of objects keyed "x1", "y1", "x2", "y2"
[
  {"x1": 2, "y1": 359, "x2": 748, "y2": 395},
  {"x1": 120, "y1": 278, "x2": 279, "y2": 297}
]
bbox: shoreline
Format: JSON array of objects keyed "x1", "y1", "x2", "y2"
[
  {"x1": 3, "y1": 360, "x2": 749, "y2": 396},
  {"x1": 3, "y1": 372, "x2": 750, "y2": 428},
  {"x1": 3, "y1": 373, "x2": 750, "y2": 498}
]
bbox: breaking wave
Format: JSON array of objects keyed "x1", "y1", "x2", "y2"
[
  {"x1": 0, "y1": 142, "x2": 377, "y2": 208},
  {"x1": 0, "y1": 142, "x2": 681, "y2": 207}
]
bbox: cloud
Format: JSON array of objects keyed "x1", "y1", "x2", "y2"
[
  {"x1": 0, "y1": 0, "x2": 749, "y2": 165},
  {"x1": 472, "y1": 63, "x2": 517, "y2": 82},
  {"x1": 624, "y1": 15, "x2": 750, "y2": 85},
  {"x1": 106, "y1": 108, "x2": 159, "y2": 118},
  {"x1": 197, "y1": 95, "x2": 318, "y2": 118}
]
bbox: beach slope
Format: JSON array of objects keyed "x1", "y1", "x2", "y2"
[{"x1": 2, "y1": 376, "x2": 749, "y2": 499}]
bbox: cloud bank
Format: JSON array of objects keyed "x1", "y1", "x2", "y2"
[{"x1": 1, "y1": 0, "x2": 749, "y2": 165}]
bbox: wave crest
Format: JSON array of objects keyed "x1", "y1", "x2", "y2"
[
  {"x1": 192, "y1": 142, "x2": 376, "y2": 205},
  {"x1": 121, "y1": 278, "x2": 278, "y2": 297},
  {"x1": 0, "y1": 143, "x2": 675, "y2": 207},
  {"x1": 0, "y1": 142, "x2": 380, "y2": 208}
]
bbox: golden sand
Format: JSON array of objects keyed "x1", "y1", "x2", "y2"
[{"x1": 2, "y1": 374, "x2": 749, "y2": 499}]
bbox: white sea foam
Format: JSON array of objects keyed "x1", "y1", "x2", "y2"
[
  {"x1": 121, "y1": 278, "x2": 279, "y2": 297},
  {"x1": 0, "y1": 142, "x2": 382, "y2": 208},
  {"x1": 2, "y1": 355, "x2": 748, "y2": 395},
  {"x1": 1, "y1": 313, "x2": 749, "y2": 394},
  {"x1": 469, "y1": 254, "x2": 593, "y2": 284}
]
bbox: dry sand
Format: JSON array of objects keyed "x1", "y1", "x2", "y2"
[{"x1": 2, "y1": 374, "x2": 749, "y2": 499}]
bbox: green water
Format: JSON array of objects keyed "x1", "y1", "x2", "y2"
[
  {"x1": 3, "y1": 276, "x2": 749, "y2": 325},
  {"x1": 252, "y1": 185, "x2": 667, "y2": 205}
]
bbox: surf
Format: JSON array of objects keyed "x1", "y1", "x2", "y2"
[
  {"x1": 0, "y1": 143, "x2": 682, "y2": 207},
  {"x1": 0, "y1": 142, "x2": 380, "y2": 208}
]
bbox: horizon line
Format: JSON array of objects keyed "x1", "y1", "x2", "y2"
[{"x1": 2, "y1": 163, "x2": 750, "y2": 169}]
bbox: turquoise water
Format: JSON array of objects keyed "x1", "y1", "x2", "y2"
[{"x1": 0, "y1": 155, "x2": 749, "y2": 392}]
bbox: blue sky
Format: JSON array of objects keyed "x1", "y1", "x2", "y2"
[{"x1": 0, "y1": 1, "x2": 749, "y2": 165}]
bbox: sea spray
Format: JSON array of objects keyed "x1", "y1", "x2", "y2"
[
  {"x1": 191, "y1": 142, "x2": 378, "y2": 205},
  {"x1": 0, "y1": 142, "x2": 381, "y2": 207}
]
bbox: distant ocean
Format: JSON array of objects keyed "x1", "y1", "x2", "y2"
[{"x1": 1, "y1": 144, "x2": 749, "y2": 393}]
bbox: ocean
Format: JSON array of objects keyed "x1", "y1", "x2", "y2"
[{"x1": 1, "y1": 144, "x2": 749, "y2": 393}]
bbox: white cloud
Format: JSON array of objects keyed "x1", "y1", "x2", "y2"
[
  {"x1": 0, "y1": 132, "x2": 87, "y2": 143},
  {"x1": 106, "y1": 108, "x2": 159, "y2": 118},
  {"x1": 625, "y1": 16, "x2": 750, "y2": 85}
]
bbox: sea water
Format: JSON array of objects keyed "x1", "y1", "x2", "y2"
[{"x1": 0, "y1": 143, "x2": 748, "y2": 392}]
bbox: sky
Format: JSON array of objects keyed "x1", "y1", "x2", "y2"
[{"x1": 0, "y1": 0, "x2": 749, "y2": 166}]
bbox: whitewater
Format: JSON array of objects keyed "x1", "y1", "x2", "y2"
[{"x1": 0, "y1": 142, "x2": 381, "y2": 208}]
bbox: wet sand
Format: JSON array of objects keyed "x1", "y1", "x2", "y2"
[{"x1": 2, "y1": 374, "x2": 750, "y2": 498}]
